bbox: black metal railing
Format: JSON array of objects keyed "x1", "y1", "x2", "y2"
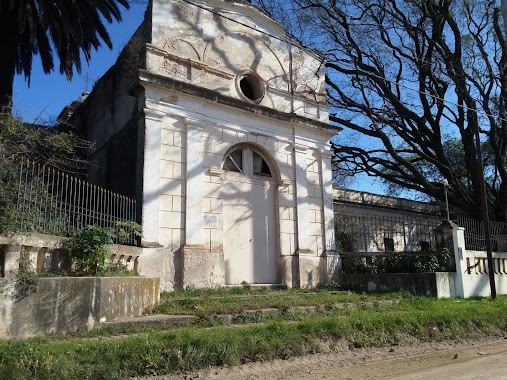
[
  {"x1": 0, "y1": 157, "x2": 138, "y2": 245},
  {"x1": 456, "y1": 215, "x2": 507, "y2": 252},
  {"x1": 334, "y1": 212, "x2": 440, "y2": 254}
]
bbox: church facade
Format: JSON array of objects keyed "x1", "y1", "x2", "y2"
[{"x1": 70, "y1": 0, "x2": 341, "y2": 291}]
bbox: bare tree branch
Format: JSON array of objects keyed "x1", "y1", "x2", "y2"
[{"x1": 256, "y1": 0, "x2": 507, "y2": 221}]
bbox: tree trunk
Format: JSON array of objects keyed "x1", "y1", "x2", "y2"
[{"x1": 0, "y1": 13, "x2": 17, "y2": 114}]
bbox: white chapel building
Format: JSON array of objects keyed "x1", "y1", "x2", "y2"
[{"x1": 69, "y1": 0, "x2": 342, "y2": 291}]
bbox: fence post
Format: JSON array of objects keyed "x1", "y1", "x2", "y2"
[
  {"x1": 435, "y1": 220, "x2": 456, "y2": 254},
  {"x1": 452, "y1": 225, "x2": 467, "y2": 298},
  {"x1": 434, "y1": 220, "x2": 466, "y2": 297},
  {"x1": 435, "y1": 220, "x2": 457, "y2": 271}
]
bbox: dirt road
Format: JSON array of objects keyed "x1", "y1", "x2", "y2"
[
  {"x1": 151, "y1": 337, "x2": 507, "y2": 380},
  {"x1": 290, "y1": 339, "x2": 507, "y2": 380}
]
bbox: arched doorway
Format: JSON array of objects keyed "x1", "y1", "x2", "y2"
[{"x1": 221, "y1": 144, "x2": 279, "y2": 284}]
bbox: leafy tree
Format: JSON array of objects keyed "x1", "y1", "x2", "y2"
[
  {"x1": 256, "y1": 0, "x2": 507, "y2": 221},
  {"x1": 380, "y1": 137, "x2": 494, "y2": 200},
  {"x1": 0, "y1": 113, "x2": 94, "y2": 234},
  {"x1": 0, "y1": 113, "x2": 93, "y2": 170},
  {"x1": 0, "y1": 0, "x2": 129, "y2": 112}
]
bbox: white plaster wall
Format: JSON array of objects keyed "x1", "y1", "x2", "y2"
[
  {"x1": 159, "y1": 115, "x2": 186, "y2": 249},
  {"x1": 136, "y1": 0, "x2": 339, "y2": 288},
  {"x1": 147, "y1": 0, "x2": 328, "y2": 122},
  {"x1": 458, "y1": 250, "x2": 507, "y2": 298},
  {"x1": 141, "y1": 83, "x2": 336, "y2": 282}
]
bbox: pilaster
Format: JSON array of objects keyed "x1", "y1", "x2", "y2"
[
  {"x1": 184, "y1": 119, "x2": 205, "y2": 246},
  {"x1": 320, "y1": 147, "x2": 336, "y2": 254},
  {"x1": 141, "y1": 108, "x2": 164, "y2": 246},
  {"x1": 181, "y1": 119, "x2": 220, "y2": 287},
  {"x1": 294, "y1": 144, "x2": 312, "y2": 253}
]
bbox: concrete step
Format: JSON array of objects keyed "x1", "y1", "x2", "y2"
[
  {"x1": 225, "y1": 283, "x2": 288, "y2": 290},
  {"x1": 100, "y1": 314, "x2": 198, "y2": 329}
]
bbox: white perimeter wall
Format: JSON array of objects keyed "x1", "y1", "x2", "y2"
[{"x1": 453, "y1": 227, "x2": 507, "y2": 298}]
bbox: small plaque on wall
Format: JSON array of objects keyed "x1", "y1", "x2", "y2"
[{"x1": 204, "y1": 215, "x2": 218, "y2": 228}]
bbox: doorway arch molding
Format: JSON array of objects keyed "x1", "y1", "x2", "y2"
[{"x1": 221, "y1": 141, "x2": 282, "y2": 184}]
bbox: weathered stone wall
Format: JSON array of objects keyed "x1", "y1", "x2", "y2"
[
  {"x1": 0, "y1": 234, "x2": 142, "y2": 279},
  {"x1": 0, "y1": 277, "x2": 159, "y2": 340},
  {"x1": 340, "y1": 272, "x2": 457, "y2": 298},
  {"x1": 297, "y1": 255, "x2": 328, "y2": 288},
  {"x1": 69, "y1": 16, "x2": 151, "y2": 200},
  {"x1": 137, "y1": 247, "x2": 181, "y2": 290},
  {"x1": 148, "y1": 0, "x2": 328, "y2": 122}
]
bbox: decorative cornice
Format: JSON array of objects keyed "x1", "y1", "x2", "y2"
[
  {"x1": 147, "y1": 45, "x2": 329, "y2": 113},
  {"x1": 296, "y1": 248, "x2": 315, "y2": 255},
  {"x1": 267, "y1": 85, "x2": 328, "y2": 109},
  {"x1": 320, "y1": 147, "x2": 334, "y2": 159},
  {"x1": 184, "y1": 116, "x2": 209, "y2": 130},
  {"x1": 136, "y1": 69, "x2": 342, "y2": 134},
  {"x1": 146, "y1": 44, "x2": 235, "y2": 80},
  {"x1": 294, "y1": 144, "x2": 308, "y2": 153},
  {"x1": 143, "y1": 108, "x2": 165, "y2": 121}
]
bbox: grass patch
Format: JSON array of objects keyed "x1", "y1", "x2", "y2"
[
  {"x1": 2, "y1": 295, "x2": 507, "y2": 379},
  {"x1": 156, "y1": 288, "x2": 406, "y2": 315},
  {"x1": 161, "y1": 286, "x2": 405, "y2": 300}
]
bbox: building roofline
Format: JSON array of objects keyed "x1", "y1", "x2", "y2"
[
  {"x1": 184, "y1": 0, "x2": 326, "y2": 62},
  {"x1": 133, "y1": 69, "x2": 342, "y2": 134},
  {"x1": 333, "y1": 186, "x2": 440, "y2": 216}
]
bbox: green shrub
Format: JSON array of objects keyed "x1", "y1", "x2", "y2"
[
  {"x1": 336, "y1": 231, "x2": 356, "y2": 252},
  {"x1": 14, "y1": 249, "x2": 39, "y2": 299},
  {"x1": 61, "y1": 225, "x2": 113, "y2": 276},
  {"x1": 348, "y1": 256, "x2": 380, "y2": 274},
  {"x1": 60, "y1": 222, "x2": 142, "y2": 277},
  {"x1": 344, "y1": 249, "x2": 453, "y2": 274}
]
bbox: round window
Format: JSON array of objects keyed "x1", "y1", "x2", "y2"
[{"x1": 236, "y1": 72, "x2": 265, "y2": 103}]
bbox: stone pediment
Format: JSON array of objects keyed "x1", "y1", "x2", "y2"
[{"x1": 146, "y1": 0, "x2": 329, "y2": 122}]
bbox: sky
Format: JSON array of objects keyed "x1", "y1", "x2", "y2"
[{"x1": 12, "y1": 2, "x2": 149, "y2": 124}]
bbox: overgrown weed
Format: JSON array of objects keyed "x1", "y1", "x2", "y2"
[{"x1": 2, "y1": 295, "x2": 507, "y2": 379}]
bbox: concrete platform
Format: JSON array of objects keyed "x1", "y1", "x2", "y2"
[
  {"x1": 100, "y1": 314, "x2": 198, "y2": 329},
  {"x1": 225, "y1": 283, "x2": 287, "y2": 290}
]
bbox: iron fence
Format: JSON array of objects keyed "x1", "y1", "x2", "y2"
[
  {"x1": 0, "y1": 157, "x2": 138, "y2": 245},
  {"x1": 334, "y1": 212, "x2": 453, "y2": 274},
  {"x1": 334, "y1": 211, "x2": 440, "y2": 254},
  {"x1": 456, "y1": 215, "x2": 507, "y2": 252}
]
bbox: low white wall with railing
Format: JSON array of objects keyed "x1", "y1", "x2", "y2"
[
  {"x1": 453, "y1": 226, "x2": 507, "y2": 298},
  {"x1": 0, "y1": 234, "x2": 141, "y2": 279}
]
